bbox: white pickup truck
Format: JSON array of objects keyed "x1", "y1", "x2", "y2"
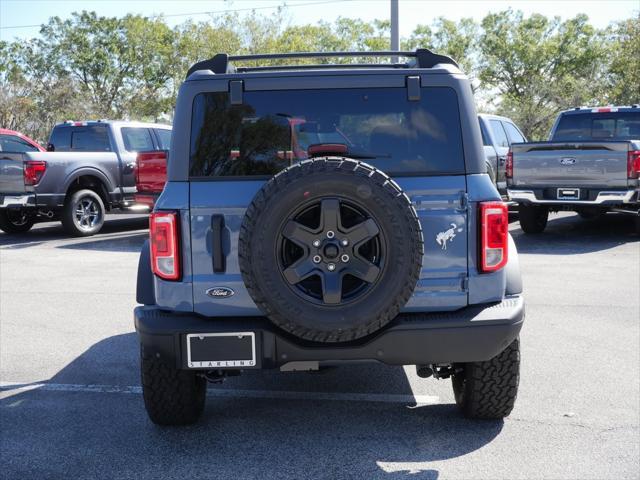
[
  {"x1": 0, "y1": 120, "x2": 171, "y2": 236},
  {"x1": 507, "y1": 106, "x2": 640, "y2": 233}
]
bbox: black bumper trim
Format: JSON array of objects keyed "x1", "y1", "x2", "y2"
[{"x1": 134, "y1": 295, "x2": 525, "y2": 369}]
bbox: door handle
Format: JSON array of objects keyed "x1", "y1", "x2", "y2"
[
  {"x1": 498, "y1": 156, "x2": 507, "y2": 165},
  {"x1": 211, "y1": 214, "x2": 226, "y2": 273}
]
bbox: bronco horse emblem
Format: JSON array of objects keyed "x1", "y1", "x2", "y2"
[{"x1": 436, "y1": 223, "x2": 459, "y2": 250}]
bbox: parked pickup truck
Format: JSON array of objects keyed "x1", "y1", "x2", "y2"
[
  {"x1": 507, "y1": 106, "x2": 640, "y2": 233},
  {"x1": 0, "y1": 120, "x2": 171, "y2": 236},
  {"x1": 134, "y1": 150, "x2": 168, "y2": 208},
  {"x1": 478, "y1": 113, "x2": 527, "y2": 195}
]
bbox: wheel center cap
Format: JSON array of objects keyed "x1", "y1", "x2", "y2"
[{"x1": 323, "y1": 244, "x2": 339, "y2": 259}]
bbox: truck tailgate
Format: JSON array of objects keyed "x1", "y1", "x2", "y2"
[
  {"x1": 0, "y1": 152, "x2": 26, "y2": 194},
  {"x1": 511, "y1": 141, "x2": 631, "y2": 188}
]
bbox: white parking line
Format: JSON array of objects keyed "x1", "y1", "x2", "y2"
[{"x1": 0, "y1": 381, "x2": 439, "y2": 405}]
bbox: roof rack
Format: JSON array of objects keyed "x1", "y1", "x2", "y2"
[{"x1": 185, "y1": 49, "x2": 459, "y2": 78}]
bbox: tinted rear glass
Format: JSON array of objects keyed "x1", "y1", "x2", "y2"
[
  {"x1": 553, "y1": 112, "x2": 640, "y2": 141},
  {"x1": 189, "y1": 87, "x2": 464, "y2": 177},
  {"x1": 49, "y1": 125, "x2": 111, "y2": 151}
]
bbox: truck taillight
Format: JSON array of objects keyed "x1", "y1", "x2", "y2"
[
  {"x1": 479, "y1": 202, "x2": 508, "y2": 273},
  {"x1": 628, "y1": 150, "x2": 640, "y2": 179},
  {"x1": 23, "y1": 160, "x2": 47, "y2": 186},
  {"x1": 150, "y1": 212, "x2": 180, "y2": 281},
  {"x1": 505, "y1": 151, "x2": 513, "y2": 179}
]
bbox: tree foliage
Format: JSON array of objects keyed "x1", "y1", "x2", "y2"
[{"x1": 0, "y1": 8, "x2": 637, "y2": 143}]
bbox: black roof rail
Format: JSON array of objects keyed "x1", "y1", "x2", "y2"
[{"x1": 185, "y1": 49, "x2": 459, "y2": 78}]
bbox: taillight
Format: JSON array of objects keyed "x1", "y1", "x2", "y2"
[
  {"x1": 479, "y1": 202, "x2": 508, "y2": 273},
  {"x1": 150, "y1": 212, "x2": 180, "y2": 280},
  {"x1": 628, "y1": 150, "x2": 640, "y2": 179},
  {"x1": 24, "y1": 160, "x2": 47, "y2": 186},
  {"x1": 505, "y1": 151, "x2": 513, "y2": 179}
]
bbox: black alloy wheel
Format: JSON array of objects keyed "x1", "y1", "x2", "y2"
[{"x1": 278, "y1": 197, "x2": 385, "y2": 306}]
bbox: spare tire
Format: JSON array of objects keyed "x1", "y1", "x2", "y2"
[{"x1": 238, "y1": 158, "x2": 423, "y2": 343}]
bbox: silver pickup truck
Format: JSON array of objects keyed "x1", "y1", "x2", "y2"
[
  {"x1": 507, "y1": 106, "x2": 640, "y2": 233},
  {"x1": 0, "y1": 120, "x2": 171, "y2": 236}
]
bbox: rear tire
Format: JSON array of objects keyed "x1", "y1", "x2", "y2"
[
  {"x1": 0, "y1": 209, "x2": 35, "y2": 234},
  {"x1": 451, "y1": 337, "x2": 520, "y2": 419},
  {"x1": 140, "y1": 345, "x2": 206, "y2": 426},
  {"x1": 518, "y1": 205, "x2": 548, "y2": 234},
  {"x1": 61, "y1": 189, "x2": 105, "y2": 237}
]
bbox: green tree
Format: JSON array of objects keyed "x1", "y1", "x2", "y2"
[
  {"x1": 479, "y1": 10, "x2": 604, "y2": 139},
  {"x1": 39, "y1": 11, "x2": 174, "y2": 118},
  {"x1": 603, "y1": 16, "x2": 640, "y2": 105}
]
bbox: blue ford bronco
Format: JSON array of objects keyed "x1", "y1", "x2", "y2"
[{"x1": 134, "y1": 50, "x2": 525, "y2": 425}]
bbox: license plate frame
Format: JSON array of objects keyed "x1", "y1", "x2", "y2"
[
  {"x1": 186, "y1": 332, "x2": 256, "y2": 369},
  {"x1": 557, "y1": 188, "x2": 580, "y2": 200}
]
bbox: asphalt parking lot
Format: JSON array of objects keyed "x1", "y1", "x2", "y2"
[{"x1": 1, "y1": 211, "x2": 638, "y2": 480}]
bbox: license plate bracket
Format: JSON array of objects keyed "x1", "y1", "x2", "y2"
[
  {"x1": 557, "y1": 188, "x2": 580, "y2": 200},
  {"x1": 186, "y1": 332, "x2": 256, "y2": 368}
]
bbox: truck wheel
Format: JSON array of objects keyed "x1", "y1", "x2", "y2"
[
  {"x1": 451, "y1": 337, "x2": 520, "y2": 419},
  {"x1": 0, "y1": 209, "x2": 35, "y2": 234},
  {"x1": 140, "y1": 345, "x2": 206, "y2": 426},
  {"x1": 518, "y1": 205, "x2": 548, "y2": 234},
  {"x1": 238, "y1": 157, "x2": 423, "y2": 343},
  {"x1": 61, "y1": 189, "x2": 105, "y2": 237}
]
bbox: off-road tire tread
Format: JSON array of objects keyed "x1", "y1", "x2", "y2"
[
  {"x1": 238, "y1": 157, "x2": 423, "y2": 343},
  {"x1": 452, "y1": 337, "x2": 520, "y2": 419},
  {"x1": 140, "y1": 346, "x2": 206, "y2": 425}
]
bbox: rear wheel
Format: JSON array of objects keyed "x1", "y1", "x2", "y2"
[
  {"x1": 61, "y1": 189, "x2": 105, "y2": 237},
  {"x1": 0, "y1": 209, "x2": 35, "y2": 234},
  {"x1": 140, "y1": 345, "x2": 206, "y2": 425},
  {"x1": 451, "y1": 337, "x2": 520, "y2": 419},
  {"x1": 518, "y1": 205, "x2": 548, "y2": 234}
]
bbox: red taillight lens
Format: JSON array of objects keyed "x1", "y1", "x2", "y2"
[
  {"x1": 24, "y1": 160, "x2": 47, "y2": 186},
  {"x1": 479, "y1": 202, "x2": 509, "y2": 273},
  {"x1": 628, "y1": 150, "x2": 640, "y2": 179},
  {"x1": 150, "y1": 212, "x2": 180, "y2": 281},
  {"x1": 505, "y1": 151, "x2": 513, "y2": 179}
]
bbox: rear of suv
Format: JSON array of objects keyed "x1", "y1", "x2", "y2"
[{"x1": 134, "y1": 50, "x2": 525, "y2": 425}]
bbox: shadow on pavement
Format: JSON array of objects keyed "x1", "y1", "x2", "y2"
[
  {"x1": 511, "y1": 212, "x2": 638, "y2": 255},
  {"x1": 0, "y1": 214, "x2": 148, "y2": 253},
  {"x1": 0, "y1": 333, "x2": 503, "y2": 479}
]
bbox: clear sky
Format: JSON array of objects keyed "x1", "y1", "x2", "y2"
[{"x1": 1, "y1": 0, "x2": 638, "y2": 41}]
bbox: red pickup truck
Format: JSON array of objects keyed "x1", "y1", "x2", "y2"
[{"x1": 134, "y1": 150, "x2": 167, "y2": 208}]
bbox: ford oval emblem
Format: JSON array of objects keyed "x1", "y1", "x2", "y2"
[
  {"x1": 206, "y1": 287, "x2": 235, "y2": 298},
  {"x1": 559, "y1": 157, "x2": 576, "y2": 165}
]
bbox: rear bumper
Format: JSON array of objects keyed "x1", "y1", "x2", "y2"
[
  {"x1": 134, "y1": 295, "x2": 525, "y2": 370},
  {"x1": 508, "y1": 188, "x2": 638, "y2": 206},
  {"x1": 0, "y1": 194, "x2": 35, "y2": 208}
]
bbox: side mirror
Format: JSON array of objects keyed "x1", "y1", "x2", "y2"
[{"x1": 46, "y1": 143, "x2": 55, "y2": 152}]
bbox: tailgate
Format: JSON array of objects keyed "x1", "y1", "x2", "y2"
[
  {"x1": 136, "y1": 151, "x2": 167, "y2": 194},
  {"x1": 511, "y1": 141, "x2": 630, "y2": 188},
  {"x1": 0, "y1": 152, "x2": 26, "y2": 194}
]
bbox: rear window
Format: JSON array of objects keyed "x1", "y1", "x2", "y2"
[
  {"x1": 189, "y1": 87, "x2": 465, "y2": 177},
  {"x1": 48, "y1": 125, "x2": 111, "y2": 151},
  {"x1": 553, "y1": 112, "x2": 640, "y2": 141},
  {"x1": 122, "y1": 127, "x2": 154, "y2": 152}
]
